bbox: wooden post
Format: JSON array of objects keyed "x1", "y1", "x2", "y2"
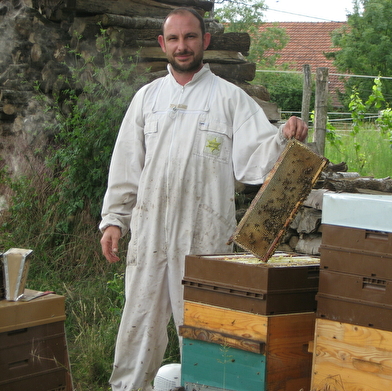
[
  {"x1": 301, "y1": 64, "x2": 312, "y2": 142},
  {"x1": 313, "y1": 67, "x2": 329, "y2": 156}
]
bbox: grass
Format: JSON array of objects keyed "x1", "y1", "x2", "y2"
[
  {"x1": 320, "y1": 124, "x2": 391, "y2": 178},
  {"x1": 0, "y1": 166, "x2": 179, "y2": 391}
]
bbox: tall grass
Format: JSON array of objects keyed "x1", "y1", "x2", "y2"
[
  {"x1": 324, "y1": 124, "x2": 392, "y2": 178},
  {"x1": 0, "y1": 165, "x2": 179, "y2": 391}
]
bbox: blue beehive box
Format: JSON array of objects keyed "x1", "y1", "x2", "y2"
[{"x1": 182, "y1": 338, "x2": 266, "y2": 391}]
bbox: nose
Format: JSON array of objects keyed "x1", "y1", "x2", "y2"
[{"x1": 177, "y1": 37, "x2": 187, "y2": 52}]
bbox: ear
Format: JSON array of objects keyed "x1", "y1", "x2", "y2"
[
  {"x1": 158, "y1": 35, "x2": 166, "y2": 52},
  {"x1": 203, "y1": 32, "x2": 211, "y2": 50}
]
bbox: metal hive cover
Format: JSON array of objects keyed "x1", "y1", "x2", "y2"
[{"x1": 229, "y1": 139, "x2": 328, "y2": 262}]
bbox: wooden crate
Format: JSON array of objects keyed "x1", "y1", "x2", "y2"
[
  {"x1": 0, "y1": 289, "x2": 65, "y2": 333},
  {"x1": 183, "y1": 252, "x2": 320, "y2": 315},
  {"x1": 316, "y1": 269, "x2": 392, "y2": 331},
  {"x1": 311, "y1": 318, "x2": 392, "y2": 391},
  {"x1": 182, "y1": 301, "x2": 315, "y2": 391},
  {"x1": 0, "y1": 290, "x2": 72, "y2": 391}
]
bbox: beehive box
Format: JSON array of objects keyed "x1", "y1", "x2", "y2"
[
  {"x1": 181, "y1": 301, "x2": 315, "y2": 391},
  {"x1": 182, "y1": 338, "x2": 266, "y2": 391},
  {"x1": 317, "y1": 268, "x2": 392, "y2": 331},
  {"x1": 0, "y1": 289, "x2": 66, "y2": 332},
  {"x1": 311, "y1": 318, "x2": 392, "y2": 391},
  {"x1": 319, "y1": 224, "x2": 392, "y2": 276},
  {"x1": 0, "y1": 290, "x2": 72, "y2": 391},
  {"x1": 317, "y1": 192, "x2": 392, "y2": 330},
  {"x1": 320, "y1": 192, "x2": 392, "y2": 274},
  {"x1": 183, "y1": 252, "x2": 320, "y2": 315},
  {"x1": 321, "y1": 192, "x2": 392, "y2": 233}
]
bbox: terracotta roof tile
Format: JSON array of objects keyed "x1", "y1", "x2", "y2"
[{"x1": 259, "y1": 22, "x2": 347, "y2": 106}]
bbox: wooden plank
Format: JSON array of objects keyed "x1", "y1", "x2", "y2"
[
  {"x1": 267, "y1": 313, "x2": 315, "y2": 391},
  {"x1": 101, "y1": 13, "x2": 163, "y2": 29},
  {"x1": 209, "y1": 62, "x2": 256, "y2": 82},
  {"x1": 311, "y1": 318, "x2": 392, "y2": 391},
  {"x1": 209, "y1": 32, "x2": 250, "y2": 52},
  {"x1": 183, "y1": 301, "x2": 269, "y2": 343},
  {"x1": 154, "y1": 0, "x2": 213, "y2": 11},
  {"x1": 100, "y1": 14, "x2": 224, "y2": 34},
  {"x1": 179, "y1": 325, "x2": 265, "y2": 354},
  {"x1": 65, "y1": 0, "x2": 176, "y2": 18},
  {"x1": 302, "y1": 189, "x2": 330, "y2": 210}
]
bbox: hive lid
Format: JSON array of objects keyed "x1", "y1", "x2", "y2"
[
  {"x1": 229, "y1": 139, "x2": 328, "y2": 261},
  {"x1": 322, "y1": 192, "x2": 392, "y2": 232}
]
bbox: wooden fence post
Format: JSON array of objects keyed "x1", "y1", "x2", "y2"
[
  {"x1": 313, "y1": 67, "x2": 329, "y2": 155},
  {"x1": 301, "y1": 64, "x2": 312, "y2": 140}
]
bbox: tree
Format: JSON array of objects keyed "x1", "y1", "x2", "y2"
[
  {"x1": 213, "y1": 0, "x2": 288, "y2": 65},
  {"x1": 214, "y1": 1, "x2": 309, "y2": 113},
  {"x1": 328, "y1": 0, "x2": 392, "y2": 106},
  {"x1": 253, "y1": 68, "x2": 310, "y2": 115}
]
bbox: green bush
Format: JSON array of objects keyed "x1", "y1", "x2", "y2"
[{"x1": 253, "y1": 68, "x2": 313, "y2": 115}]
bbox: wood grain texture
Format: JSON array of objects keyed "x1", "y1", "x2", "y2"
[{"x1": 311, "y1": 318, "x2": 392, "y2": 391}]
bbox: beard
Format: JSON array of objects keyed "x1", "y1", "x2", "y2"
[{"x1": 168, "y1": 50, "x2": 204, "y2": 74}]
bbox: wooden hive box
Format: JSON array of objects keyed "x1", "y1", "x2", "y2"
[
  {"x1": 0, "y1": 290, "x2": 72, "y2": 391},
  {"x1": 311, "y1": 318, "x2": 392, "y2": 391},
  {"x1": 317, "y1": 192, "x2": 392, "y2": 331},
  {"x1": 320, "y1": 193, "x2": 392, "y2": 274},
  {"x1": 183, "y1": 252, "x2": 320, "y2": 315},
  {"x1": 180, "y1": 301, "x2": 315, "y2": 391}
]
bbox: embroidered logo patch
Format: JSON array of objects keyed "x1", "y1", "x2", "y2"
[{"x1": 204, "y1": 136, "x2": 222, "y2": 156}]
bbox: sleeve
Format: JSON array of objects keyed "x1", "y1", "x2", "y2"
[
  {"x1": 232, "y1": 93, "x2": 288, "y2": 185},
  {"x1": 99, "y1": 89, "x2": 146, "y2": 237}
]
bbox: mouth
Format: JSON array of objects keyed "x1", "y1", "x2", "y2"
[{"x1": 175, "y1": 52, "x2": 193, "y2": 60}]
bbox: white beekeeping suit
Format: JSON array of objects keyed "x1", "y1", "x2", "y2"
[{"x1": 100, "y1": 64, "x2": 287, "y2": 390}]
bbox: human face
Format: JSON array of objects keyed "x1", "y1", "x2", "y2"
[{"x1": 158, "y1": 12, "x2": 211, "y2": 77}]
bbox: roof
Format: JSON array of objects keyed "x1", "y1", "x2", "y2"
[{"x1": 259, "y1": 22, "x2": 348, "y2": 106}]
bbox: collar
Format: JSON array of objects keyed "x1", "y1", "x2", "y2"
[{"x1": 167, "y1": 63, "x2": 211, "y2": 86}]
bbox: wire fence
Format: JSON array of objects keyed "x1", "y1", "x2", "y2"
[{"x1": 256, "y1": 69, "x2": 391, "y2": 129}]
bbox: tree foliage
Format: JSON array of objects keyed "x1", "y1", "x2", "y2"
[
  {"x1": 328, "y1": 0, "x2": 392, "y2": 106},
  {"x1": 213, "y1": 0, "x2": 288, "y2": 65},
  {"x1": 253, "y1": 68, "x2": 308, "y2": 114}
]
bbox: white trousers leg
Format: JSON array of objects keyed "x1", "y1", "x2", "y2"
[{"x1": 109, "y1": 257, "x2": 174, "y2": 391}]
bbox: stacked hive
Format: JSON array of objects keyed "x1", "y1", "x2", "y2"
[
  {"x1": 312, "y1": 192, "x2": 392, "y2": 390},
  {"x1": 0, "y1": 290, "x2": 72, "y2": 391},
  {"x1": 180, "y1": 252, "x2": 320, "y2": 391}
]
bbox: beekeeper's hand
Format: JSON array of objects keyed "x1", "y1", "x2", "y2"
[
  {"x1": 101, "y1": 225, "x2": 121, "y2": 263},
  {"x1": 283, "y1": 116, "x2": 308, "y2": 142}
]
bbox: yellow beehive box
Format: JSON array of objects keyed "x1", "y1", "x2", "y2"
[
  {"x1": 182, "y1": 301, "x2": 315, "y2": 391},
  {"x1": 311, "y1": 318, "x2": 392, "y2": 391}
]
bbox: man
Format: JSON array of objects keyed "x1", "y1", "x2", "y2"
[{"x1": 100, "y1": 7, "x2": 307, "y2": 390}]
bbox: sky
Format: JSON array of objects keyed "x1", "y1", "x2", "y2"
[{"x1": 263, "y1": 0, "x2": 355, "y2": 22}]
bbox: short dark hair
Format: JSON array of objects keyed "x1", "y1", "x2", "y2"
[{"x1": 162, "y1": 7, "x2": 206, "y2": 36}]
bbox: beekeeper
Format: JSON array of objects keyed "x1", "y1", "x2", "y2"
[{"x1": 100, "y1": 7, "x2": 308, "y2": 391}]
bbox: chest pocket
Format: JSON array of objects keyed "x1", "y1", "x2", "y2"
[
  {"x1": 193, "y1": 117, "x2": 232, "y2": 164},
  {"x1": 143, "y1": 119, "x2": 159, "y2": 160}
]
